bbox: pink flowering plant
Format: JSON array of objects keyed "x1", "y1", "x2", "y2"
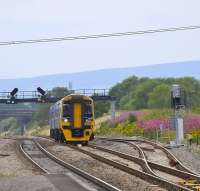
[
  {"x1": 136, "y1": 118, "x2": 173, "y2": 140},
  {"x1": 96, "y1": 109, "x2": 200, "y2": 142},
  {"x1": 184, "y1": 115, "x2": 200, "y2": 141},
  {"x1": 95, "y1": 110, "x2": 144, "y2": 136},
  {"x1": 114, "y1": 111, "x2": 144, "y2": 124},
  {"x1": 137, "y1": 118, "x2": 170, "y2": 131}
]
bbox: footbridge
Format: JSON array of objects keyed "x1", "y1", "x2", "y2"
[{"x1": 0, "y1": 88, "x2": 116, "y2": 120}]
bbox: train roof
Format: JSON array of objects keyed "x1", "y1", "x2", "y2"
[
  {"x1": 62, "y1": 94, "x2": 93, "y2": 101},
  {"x1": 50, "y1": 94, "x2": 93, "y2": 109},
  {"x1": 50, "y1": 94, "x2": 93, "y2": 111},
  {"x1": 51, "y1": 94, "x2": 92, "y2": 104}
]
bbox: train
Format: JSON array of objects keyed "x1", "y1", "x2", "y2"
[{"x1": 49, "y1": 94, "x2": 95, "y2": 144}]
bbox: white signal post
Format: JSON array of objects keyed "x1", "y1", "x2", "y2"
[
  {"x1": 175, "y1": 117, "x2": 184, "y2": 144},
  {"x1": 171, "y1": 84, "x2": 185, "y2": 145}
]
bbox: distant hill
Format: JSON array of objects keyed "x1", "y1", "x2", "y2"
[{"x1": 0, "y1": 60, "x2": 199, "y2": 91}]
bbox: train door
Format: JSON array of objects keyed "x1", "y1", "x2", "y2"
[{"x1": 73, "y1": 103, "x2": 82, "y2": 128}]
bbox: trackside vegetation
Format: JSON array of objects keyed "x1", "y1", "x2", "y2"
[
  {"x1": 1, "y1": 76, "x2": 200, "y2": 138},
  {"x1": 96, "y1": 76, "x2": 200, "y2": 144},
  {"x1": 94, "y1": 110, "x2": 175, "y2": 141},
  {"x1": 109, "y1": 76, "x2": 200, "y2": 110}
]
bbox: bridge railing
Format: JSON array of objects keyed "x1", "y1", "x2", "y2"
[
  {"x1": 16, "y1": 91, "x2": 39, "y2": 99},
  {"x1": 0, "y1": 88, "x2": 115, "y2": 103},
  {"x1": 0, "y1": 92, "x2": 10, "y2": 99},
  {"x1": 73, "y1": 89, "x2": 109, "y2": 96},
  {"x1": 0, "y1": 91, "x2": 40, "y2": 99}
]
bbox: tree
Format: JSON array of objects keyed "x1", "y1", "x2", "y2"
[
  {"x1": 109, "y1": 76, "x2": 200, "y2": 110},
  {"x1": 50, "y1": 87, "x2": 70, "y2": 98},
  {"x1": 148, "y1": 84, "x2": 171, "y2": 108},
  {"x1": 110, "y1": 76, "x2": 139, "y2": 108},
  {"x1": 94, "y1": 101, "x2": 110, "y2": 118},
  {"x1": 0, "y1": 117, "x2": 18, "y2": 133},
  {"x1": 28, "y1": 87, "x2": 70, "y2": 128}
]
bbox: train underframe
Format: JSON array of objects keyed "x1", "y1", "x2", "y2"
[{"x1": 50, "y1": 129, "x2": 94, "y2": 145}]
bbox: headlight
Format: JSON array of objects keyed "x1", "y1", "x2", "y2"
[
  {"x1": 86, "y1": 118, "x2": 92, "y2": 122},
  {"x1": 63, "y1": 118, "x2": 68, "y2": 122}
]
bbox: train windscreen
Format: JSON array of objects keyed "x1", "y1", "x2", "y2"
[
  {"x1": 63, "y1": 104, "x2": 71, "y2": 118},
  {"x1": 84, "y1": 103, "x2": 92, "y2": 119}
]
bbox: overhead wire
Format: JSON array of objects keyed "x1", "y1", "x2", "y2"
[{"x1": 0, "y1": 25, "x2": 200, "y2": 46}]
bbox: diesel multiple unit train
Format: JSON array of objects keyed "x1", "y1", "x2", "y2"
[{"x1": 50, "y1": 94, "x2": 95, "y2": 144}]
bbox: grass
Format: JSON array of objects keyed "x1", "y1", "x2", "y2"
[
  {"x1": 95, "y1": 121, "x2": 143, "y2": 137},
  {"x1": 27, "y1": 125, "x2": 50, "y2": 136},
  {"x1": 141, "y1": 109, "x2": 172, "y2": 120},
  {"x1": 95, "y1": 109, "x2": 177, "y2": 143}
]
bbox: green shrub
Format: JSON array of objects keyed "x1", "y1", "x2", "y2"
[
  {"x1": 95, "y1": 121, "x2": 143, "y2": 137},
  {"x1": 128, "y1": 114, "x2": 137, "y2": 123}
]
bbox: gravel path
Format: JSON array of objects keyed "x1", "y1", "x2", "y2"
[
  {"x1": 93, "y1": 139, "x2": 173, "y2": 168},
  {"x1": 170, "y1": 146, "x2": 200, "y2": 174},
  {"x1": 44, "y1": 143, "x2": 166, "y2": 191},
  {"x1": 153, "y1": 170, "x2": 183, "y2": 183},
  {"x1": 92, "y1": 139, "x2": 140, "y2": 157},
  {"x1": 81, "y1": 146, "x2": 142, "y2": 171},
  {"x1": 0, "y1": 174, "x2": 98, "y2": 191},
  {"x1": 90, "y1": 140, "x2": 183, "y2": 183},
  {"x1": 133, "y1": 142, "x2": 155, "y2": 151},
  {"x1": 0, "y1": 139, "x2": 40, "y2": 177},
  {"x1": 143, "y1": 149, "x2": 172, "y2": 167}
]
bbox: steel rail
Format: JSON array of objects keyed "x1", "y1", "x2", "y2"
[
  {"x1": 34, "y1": 136, "x2": 55, "y2": 142},
  {"x1": 89, "y1": 144, "x2": 200, "y2": 183},
  {"x1": 146, "y1": 140, "x2": 198, "y2": 175},
  {"x1": 19, "y1": 143, "x2": 49, "y2": 174},
  {"x1": 35, "y1": 136, "x2": 200, "y2": 188},
  {"x1": 89, "y1": 144, "x2": 155, "y2": 175},
  {"x1": 69, "y1": 144, "x2": 192, "y2": 191},
  {"x1": 96, "y1": 137, "x2": 199, "y2": 176},
  {"x1": 35, "y1": 136, "x2": 199, "y2": 190},
  {"x1": 35, "y1": 141, "x2": 121, "y2": 191},
  {"x1": 35, "y1": 136, "x2": 200, "y2": 181}
]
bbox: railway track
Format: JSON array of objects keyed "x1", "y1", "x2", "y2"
[
  {"x1": 67, "y1": 144, "x2": 192, "y2": 191},
  {"x1": 90, "y1": 144, "x2": 200, "y2": 186},
  {"x1": 19, "y1": 139, "x2": 121, "y2": 191},
  {"x1": 36, "y1": 137, "x2": 162, "y2": 191},
  {"x1": 137, "y1": 138, "x2": 199, "y2": 175},
  {"x1": 99, "y1": 137, "x2": 199, "y2": 175},
  {"x1": 35, "y1": 136, "x2": 200, "y2": 190},
  {"x1": 95, "y1": 137, "x2": 200, "y2": 191}
]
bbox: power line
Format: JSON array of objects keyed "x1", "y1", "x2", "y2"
[{"x1": 0, "y1": 25, "x2": 200, "y2": 46}]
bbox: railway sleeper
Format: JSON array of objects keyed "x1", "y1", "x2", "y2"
[
  {"x1": 89, "y1": 144, "x2": 200, "y2": 184},
  {"x1": 97, "y1": 137, "x2": 200, "y2": 176},
  {"x1": 70, "y1": 145, "x2": 192, "y2": 191}
]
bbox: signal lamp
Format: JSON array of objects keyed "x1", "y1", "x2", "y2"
[
  {"x1": 171, "y1": 84, "x2": 186, "y2": 110},
  {"x1": 10, "y1": 88, "x2": 18, "y2": 97},
  {"x1": 37, "y1": 87, "x2": 46, "y2": 96}
]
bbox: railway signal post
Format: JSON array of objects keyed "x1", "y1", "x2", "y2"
[{"x1": 171, "y1": 84, "x2": 186, "y2": 145}]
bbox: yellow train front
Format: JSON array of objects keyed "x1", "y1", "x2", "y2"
[{"x1": 50, "y1": 94, "x2": 95, "y2": 144}]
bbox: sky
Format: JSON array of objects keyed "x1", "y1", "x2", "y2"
[{"x1": 0, "y1": 0, "x2": 200, "y2": 79}]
